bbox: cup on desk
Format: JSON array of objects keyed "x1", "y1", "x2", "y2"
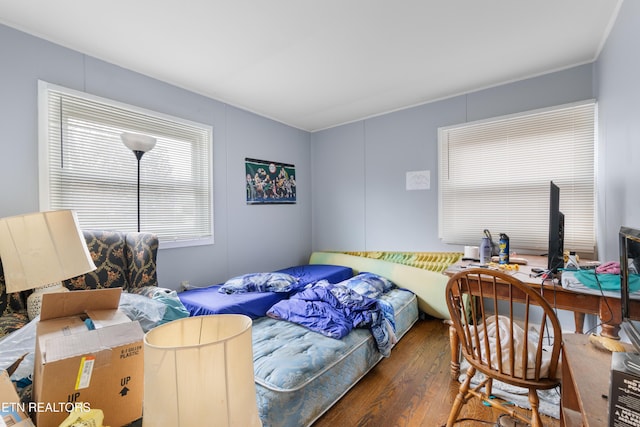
[{"x1": 464, "y1": 246, "x2": 480, "y2": 260}]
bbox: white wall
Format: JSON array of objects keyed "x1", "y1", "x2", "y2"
[
  {"x1": 596, "y1": 0, "x2": 640, "y2": 261},
  {"x1": 0, "y1": 24, "x2": 312, "y2": 289},
  {"x1": 310, "y1": 1, "x2": 640, "y2": 263},
  {"x1": 311, "y1": 65, "x2": 595, "y2": 254}
]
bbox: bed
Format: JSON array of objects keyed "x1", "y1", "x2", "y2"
[
  {"x1": 250, "y1": 251, "x2": 460, "y2": 427},
  {"x1": 253, "y1": 283, "x2": 417, "y2": 427},
  {"x1": 178, "y1": 263, "x2": 353, "y2": 318},
  {"x1": 178, "y1": 251, "x2": 460, "y2": 427}
]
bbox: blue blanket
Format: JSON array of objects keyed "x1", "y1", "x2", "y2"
[
  {"x1": 267, "y1": 281, "x2": 396, "y2": 356},
  {"x1": 573, "y1": 270, "x2": 640, "y2": 292}
]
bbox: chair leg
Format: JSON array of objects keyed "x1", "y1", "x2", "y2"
[
  {"x1": 484, "y1": 377, "x2": 493, "y2": 399},
  {"x1": 528, "y1": 389, "x2": 542, "y2": 427},
  {"x1": 446, "y1": 366, "x2": 476, "y2": 427},
  {"x1": 448, "y1": 322, "x2": 461, "y2": 379}
]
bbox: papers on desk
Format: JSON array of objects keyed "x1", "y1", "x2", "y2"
[{"x1": 561, "y1": 270, "x2": 640, "y2": 299}]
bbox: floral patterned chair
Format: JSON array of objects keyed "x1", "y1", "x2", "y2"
[
  {"x1": 0, "y1": 230, "x2": 159, "y2": 339},
  {"x1": 0, "y1": 265, "x2": 29, "y2": 338}
]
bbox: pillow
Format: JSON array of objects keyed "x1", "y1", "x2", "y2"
[
  {"x1": 342, "y1": 272, "x2": 395, "y2": 298},
  {"x1": 218, "y1": 272, "x2": 300, "y2": 294}
]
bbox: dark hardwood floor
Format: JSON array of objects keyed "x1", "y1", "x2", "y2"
[{"x1": 312, "y1": 318, "x2": 560, "y2": 427}]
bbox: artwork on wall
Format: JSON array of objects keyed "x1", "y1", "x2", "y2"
[{"x1": 245, "y1": 158, "x2": 296, "y2": 205}]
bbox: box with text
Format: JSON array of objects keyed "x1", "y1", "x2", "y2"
[
  {"x1": 33, "y1": 288, "x2": 144, "y2": 427},
  {"x1": 609, "y1": 351, "x2": 640, "y2": 427}
]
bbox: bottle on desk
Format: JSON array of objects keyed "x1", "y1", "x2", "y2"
[
  {"x1": 565, "y1": 251, "x2": 579, "y2": 270},
  {"x1": 498, "y1": 233, "x2": 509, "y2": 264},
  {"x1": 480, "y1": 236, "x2": 492, "y2": 265}
]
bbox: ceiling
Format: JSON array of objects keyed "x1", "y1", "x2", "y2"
[{"x1": 0, "y1": 1, "x2": 622, "y2": 132}]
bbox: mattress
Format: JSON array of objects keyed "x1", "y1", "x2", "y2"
[
  {"x1": 252, "y1": 287, "x2": 419, "y2": 427},
  {"x1": 178, "y1": 264, "x2": 353, "y2": 319}
]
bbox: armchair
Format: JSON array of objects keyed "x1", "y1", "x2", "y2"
[{"x1": 0, "y1": 230, "x2": 159, "y2": 339}]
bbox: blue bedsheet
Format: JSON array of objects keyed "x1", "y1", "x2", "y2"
[
  {"x1": 267, "y1": 281, "x2": 396, "y2": 356},
  {"x1": 178, "y1": 264, "x2": 353, "y2": 318}
]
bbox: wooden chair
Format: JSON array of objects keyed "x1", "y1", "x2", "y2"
[{"x1": 445, "y1": 268, "x2": 562, "y2": 427}]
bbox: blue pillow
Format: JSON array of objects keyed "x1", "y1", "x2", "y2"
[
  {"x1": 219, "y1": 272, "x2": 299, "y2": 294},
  {"x1": 342, "y1": 272, "x2": 395, "y2": 298}
]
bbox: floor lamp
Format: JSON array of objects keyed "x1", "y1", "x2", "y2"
[{"x1": 121, "y1": 132, "x2": 156, "y2": 232}]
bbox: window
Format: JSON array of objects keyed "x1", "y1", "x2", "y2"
[
  {"x1": 39, "y1": 81, "x2": 213, "y2": 248},
  {"x1": 438, "y1": 100, "x2": 596, "y2": 255}
]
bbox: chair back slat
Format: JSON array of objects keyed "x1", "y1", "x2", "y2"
[
  {"x1": 490, "y1": 279, "x2": 503, "y2": 373},
  {"x1": 520, "y1": 297, "x2": 531, "y2": 380}
]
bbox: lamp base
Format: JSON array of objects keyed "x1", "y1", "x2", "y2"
[{"x1": 27, "y1": 282, "x2": 70, "y2": 320}]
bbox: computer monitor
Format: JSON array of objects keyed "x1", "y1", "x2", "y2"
[
  {"x1": 547, "y1": 181, "x2": 565, "y2": 274},
  {"x1": 620, "y1": 225, "x2": 640, "y2": 353}
]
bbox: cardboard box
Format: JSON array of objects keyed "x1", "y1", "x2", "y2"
[
  {"x1": 609, "y1": 351, "x2": 640, "y2": 426},
  {"x1": 0, "y1": 370, "x2": 35, "y2": 427},
  {"x1": 33, "y1": 288, "x2": 144, "y2": 427}
]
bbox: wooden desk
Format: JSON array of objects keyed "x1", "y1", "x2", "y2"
[
  {"x1": 561, "y1": 333, "x2": 620, "y2": 426},
  {"x1": 444, "y1": 255, "x2": 639, "y2": 378}
]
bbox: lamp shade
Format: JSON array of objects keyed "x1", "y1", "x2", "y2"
[
  {"x1": 143, "y1": 314, "x2": 262, "y2": 427},
  {"x1": 121, "y1": 132, "x2": 157, "y2": 153},
  {"x1": 0, "y1": 210, "x2": 96, "y2": 293}
]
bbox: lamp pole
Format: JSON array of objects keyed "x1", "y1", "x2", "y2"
[
  {"x1": 121, "y1": 133, "x2": 156, "y2": 232},
  {"x1": 133, "y1": 150, "x2": 145, "y2": 232}
]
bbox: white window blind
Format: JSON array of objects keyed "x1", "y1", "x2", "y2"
[
  {"x1": 38, "y1": 81, "x2": 213, "y2": 247},
  {"x1": 438, "y1": 100, "x2": 596, "y2": 255}
]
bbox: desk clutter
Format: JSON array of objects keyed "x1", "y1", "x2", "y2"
[
  {"x1": 486, "y1": 261, "x2": 522, "y2": 271},
  {"x1": 491, "y1": 256, "x2": 528, "y2": 265},
  {"x1": 561, "y1": 269, "x2": 640, "y2": 298}
]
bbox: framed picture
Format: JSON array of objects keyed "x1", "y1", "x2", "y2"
[{"x1": 245, "y1": 158, "x2": 296, "y2": 204}]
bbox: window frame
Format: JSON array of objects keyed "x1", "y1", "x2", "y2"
[
  {"x1": 437, "y1": 100, "x2": 597, "y2": 257},
  {"x1": 38, "y1": 80, "x2": 214, "y2": 249}
]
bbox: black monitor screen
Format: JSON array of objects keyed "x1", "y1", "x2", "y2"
[
  {"x1": 620, "y1": 226, "x2": 640, "y2": 353},
  {"x1": 620, "y1": 226, "x2": 640, "y2": 319},
  {"x1": 547, "y1": 181, "x2": 565, "y2": 273}
]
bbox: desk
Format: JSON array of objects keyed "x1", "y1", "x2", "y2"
[
  {"x1": 560, "y1": 333, "x2": 624, "y2": 426},
  {"x1": 444, "y1": 255, "x2": 639, "y2": 378}
]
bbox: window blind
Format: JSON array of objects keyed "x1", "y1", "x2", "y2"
[
  {"x1": 39, "y1": 81, "x2": 213, "y2": 247},
  {"x1": 438, "y1": 100, "x2": 596, "y2": 255}
]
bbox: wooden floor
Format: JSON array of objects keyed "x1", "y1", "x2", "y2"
[{"x1": 312, "y1": 318, "x2": 560, "y2": 427}]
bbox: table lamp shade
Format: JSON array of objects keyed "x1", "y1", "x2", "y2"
[
  {"x1": 143, "y1": 314, "x2": 262, "y2": 427},
  {"x1": 0, "y1": 210, "x2": 96, "y2": 293}
]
